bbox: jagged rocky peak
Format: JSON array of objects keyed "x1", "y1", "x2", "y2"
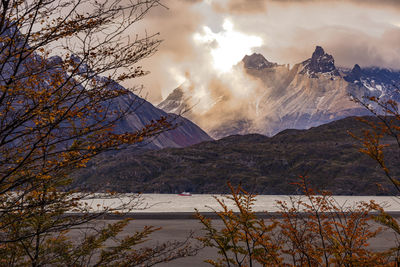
[
  {"x1": 352, "y1": 64, "x2": 362, "y2": 76},
  {"x1": 344, "y1": 64, "x2": 363, "y2": 83},
  {"x1": 353, "y1": 63, "x2": 362, "y2": 73},
  {"x1": 164, "y1": 87, "x2": 184, "y2": 101},
  {"x1": 242, "y1": 53, "x2": 278, "y2": 70},
  {"x1": 301, "y1": 46, "x2": 339, "y2": 77},
  {"x1": 157, "y1": 86, "x2": 188, "y2": 115}
]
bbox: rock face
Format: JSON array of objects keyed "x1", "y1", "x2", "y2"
[
  {"x1": 242, "y1": 53, "x2": 278, "y2": 70},
  {"x1": 344, "y1": 64, "x2": 363, "y2": 83},
  {"x1": 300, "y1": 46, "x2": 340, "y2": 78},
  {"x1": 344, "y1": 65, "x2": 400, "y2": 104},
  {"x1": 158, "y1": 46, "x2": 400, "y2": 139},
  {"x1": 156, "y1": 87, "x2": 189, "y2": 115}
]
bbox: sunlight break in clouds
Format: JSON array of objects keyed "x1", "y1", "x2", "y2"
[{"x1": 193, "y1": 19, "x2": 263, "y2": 73}]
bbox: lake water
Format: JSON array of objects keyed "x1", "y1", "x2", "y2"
[
  {"x1": 77, "y1": 194, "x2": 400, "y2": 267},
  {"x1": 81, "y1": 194, "x2": 400, "y2": 213}
]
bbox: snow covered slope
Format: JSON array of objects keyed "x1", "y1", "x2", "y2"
[{"x1": 158, "y1": 46, "x2": 397, "y2": 139}]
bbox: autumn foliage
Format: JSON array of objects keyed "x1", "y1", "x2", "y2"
[
  {"x1": 197, "y1": 178, "x2": 397, "y2": 266},
  {"x1": 350, "y1": 96, "x2": 400, "y2": 193},
  {"x1": 4, "y1": 0, "x2": 400, "y2": 266},
  {"x1": 0, "y1": 0, "x2": 197, "y2": 265}
]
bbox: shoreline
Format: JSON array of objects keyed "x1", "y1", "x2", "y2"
[{"x1": 68, "y1": 211, "x2": 400, "y2": 220}]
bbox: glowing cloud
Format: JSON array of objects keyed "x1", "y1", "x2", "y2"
[{"x1": 193, "y1": 19, "x2": 263, "y2": 73}]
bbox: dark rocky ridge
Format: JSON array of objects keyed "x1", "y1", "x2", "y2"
[
  {"x1": 344, "y1": 64, "x2": 400, "y2": 89},
  {"x1": 72, "y1": 116, "x2": 400, "y2": 195},
  {"x1": 343, "y1": 64, "x2": 400, "y2": 108},
  {"x1": 300, "y1": 46, "x2": 340, "y2": 77},
  {"x1": 343, "y1": 64, "x2": 363, "y2": 83},
  {"x1": 242, "y1": 53, "x2": 279, "y2": 70}
]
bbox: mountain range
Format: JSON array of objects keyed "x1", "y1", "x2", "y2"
[
  {"x1": 158, "y1": 46, "x2": 400, "y2": 139},
  {"x1": 68, "y1": 48, "x2": 400, "y2": 194},
  {"x1": 7, "y1": 23, "x2": 400, "y2": 195}
]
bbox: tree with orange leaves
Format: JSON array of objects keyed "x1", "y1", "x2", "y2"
[
  {"x1": 350, "y1": 96, "x2": 400, "y2": 193},
  {"x1": 197, "y1": 179, "x2": 394, "y2": 266},
  {"x1": 196, "y1": 183, "x2": 282, "y2": 266},
  {"x1": 349, "y1": 95, "x2": 400, "y2": 264},
  {"x1": 0, "y1": 0, "x2": 196, "y2": 265}
]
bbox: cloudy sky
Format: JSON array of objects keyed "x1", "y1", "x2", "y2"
[{"x1": 131, "y1": 0, "x2": 400, "y2": 103}]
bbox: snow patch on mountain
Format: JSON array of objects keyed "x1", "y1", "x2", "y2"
[{"x1": 158, "y1": 46, "x2": 400, "y2": 139}]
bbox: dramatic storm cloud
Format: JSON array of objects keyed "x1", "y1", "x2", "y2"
[{"x1": 131, "y1": 0, "x2": 400, "y2": 106}]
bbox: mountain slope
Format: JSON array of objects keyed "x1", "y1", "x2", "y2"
[
  {"x1": 107, "y1": 84, "x2": 212, "y2": 148},
  {"x1": 72, "y1": 116, "x2": 400, "y2": 195},
  {"x1": 0, "y1": 23, "x2": 212, "y2": 149},
  {"x1": 158, "y1": 46, "x2": 399, "y2": 139},
  {"x1": 62, "y1": 55, "x2": 213, "y2": 148}
]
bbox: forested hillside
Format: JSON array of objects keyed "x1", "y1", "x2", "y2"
[{"x1": 73, "y1": 116, "x2": 400, "y2": 195}]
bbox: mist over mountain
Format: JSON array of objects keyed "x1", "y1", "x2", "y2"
[
  {"x1": 158, "y1": 46, "x2": 400, "y2": 139},
  {"x1": 0, "y1": 25, "x2": 212, "y2": 150},
  {"x1": 72, "y1": 71, "x2": 212, "y2": 148},
  {"x1": 102, "y1": 81, "x2": 212, "y2": 148}
]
